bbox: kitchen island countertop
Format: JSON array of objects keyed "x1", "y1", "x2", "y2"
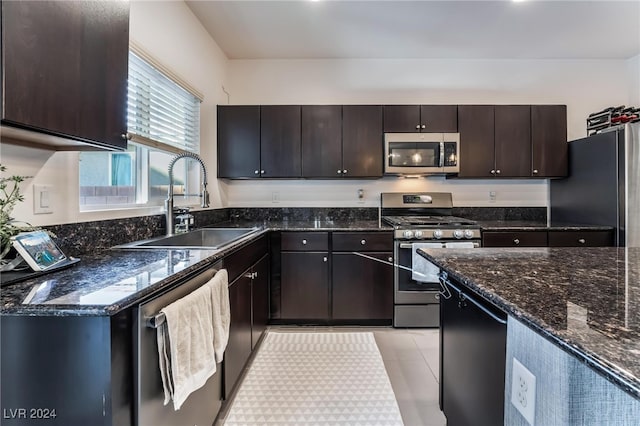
[{"x1": 418, "y1": 246, "x2": 640, "y2": 399}]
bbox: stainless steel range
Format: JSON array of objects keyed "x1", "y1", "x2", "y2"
[{"x1": 381, "y1": 192, "x2": 481, "y2": 327}]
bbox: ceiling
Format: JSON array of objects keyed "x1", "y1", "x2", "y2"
[{"x1": 185, "y1": 0, "x2": 640, "y2": 60}]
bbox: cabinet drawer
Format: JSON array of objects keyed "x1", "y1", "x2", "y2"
[
  {"x1": 482, "y1": 231, "x2": 547, "y2": 247},
  {"x1": 548, "y1": 231, "x2": 614, "y2": 247},
  {"x1": 332, "y1": 232, "x2": 393, "y2": 251},
  {"x1": 225, "y1": 234, "x2": 268, "y2": 283},
  {"x1": 281, "y1": 232, "x2": 329, "y2": 251}
]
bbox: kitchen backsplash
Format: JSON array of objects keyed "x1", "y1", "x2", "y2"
[{"x1": 42, "y1": 207, "x2": 545, "y2": 256}]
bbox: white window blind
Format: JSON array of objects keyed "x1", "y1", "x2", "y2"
[{"x1": 127, "y1": 51, "x2": 201, "y2": 154}]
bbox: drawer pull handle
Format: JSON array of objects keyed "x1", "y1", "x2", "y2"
[
  {"x1": 578, "y1": 238, "x2": 586, "y2": 244},
  {"x1": 302, "y1": 239, "x2": 307, "y2": 245},
  {"x1": 513, "y1": 238, "x2": 520, "y2": 245},
  {"x1": 323, "y1": 257, "x2": 327, "y2": 262},
  {"x1": 361, "y1": 239, "x2": 366, "y2": 245}
]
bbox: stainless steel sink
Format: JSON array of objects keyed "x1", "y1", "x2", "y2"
[{"x1": 113, "y1": 228, "x2": 260, "y2": 250}]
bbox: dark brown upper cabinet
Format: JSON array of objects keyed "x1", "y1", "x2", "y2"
[
  {"x1": 342, "y1": 105, "x2": 384, "y2": 178},
  {"x1": 458, "y1": 105, "x2": 495, "y2": 178},
  {"x1": 494, "y1": 105, "x2": 531, "y2": 178},
  {"x1": 383, "y1": 105, "x2": 457, "y2": 133},
  {"x1": 459, "y1": 104, "x2": 567, "y2": 178},
  {"x1": 260, "y1": 105, "x2": 302, "y2": 178},
  {"x1": 531, "y1": 105, "x2": 568, "y2": 178},
  {"x1": 1, "y1": 0, "x2": 129, "y2": 151},
  {"x1": 217, "y1": 106, "x2": 260, "y2": 178},
  {"x1": 301, "y1": 105, "x2": 343, "y2": 177}
]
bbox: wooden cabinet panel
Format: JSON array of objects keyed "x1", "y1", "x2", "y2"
[
  {"x1": 224, "y1": 235, "x2": 268, "y2": 283},
  {"x1": 342, "y1": 105, "x2": 383, "y2": 177},
  {"x1": 494, "y1": 105, "x2": 531, "y2": 177},
  {"x1": 332, "y1": 252, "x2": 393, "y2": 321},
  {"x1": 482, "y1": 231, "x2": 548, "y2": 247},
  {"x1": 217, "y1": 106, "x2": 260, "y2": 178},
  {"x1": 225, "y1": 275, "x2": 252, "y2": 399},
  {"x1": 383, "y1": 105, "x2": 457, "y2": 133},
  {"x1": 532, "y1": 105, "x2": 568, "y2": 178},
  {"x1": 420, "y1": 105, "x2": 458, "y2": 132},
  {"x1": 251, "y1": 255, "x2": 270, "y2": 349},
  {"x1": 281, "y1": 232, "x2": 329, "y2": 251},
  {"x1": 458, "y1": 105, "x2": 495, "y2": 178},
  {"x1": 260, "y1": 105, "x2": 301, "y2": 177},
  {"x1": 281, "y1": 252, "x2": 330, "y2": 320},
  {"x1": 383, "y1": 105, "x2": 421, "y2": 132},
  {"x1": 301, "y1": 105, "x2": 342, "y2": 177},
  {"x1": 332, "y1": 232, "x2": 393, "y2": 252},
  {"x1": 2, "y1": 0, "x2": 129, "y2": 150},
  {"x1": 548, "y1": 231, "x2": 614, "y2": 247}
]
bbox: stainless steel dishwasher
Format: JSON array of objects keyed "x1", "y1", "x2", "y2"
[{"x1": 135, "y1": 261, "x2": 223, "y2": 426}]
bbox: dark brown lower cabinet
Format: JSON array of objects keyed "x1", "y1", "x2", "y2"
[
  {"x1": 251, "y1": 255, "x2": 270, "y2": 349},
  {"x1": 548, "y1": 230, "x2": 614, "y2": 247},
  {"x1": 224, "y1": 273, "x2": 252, "y2": 399},
  {"x1": 332, "y1": 252, "x2": 393, "y2": 321},
  {"x1": 280, "y1": 252, "x2": 330, "y2": 320},
  {"x1": 483, "y1": 230, "x2": 614, "y2": 248}
]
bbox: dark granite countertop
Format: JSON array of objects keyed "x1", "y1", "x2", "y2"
[
  {"x1": 477, "y1": 220, "x2": 614, "y2": 232},
  {"x1": 1, "y1": 221, "x2": 389, "y2": 316},
  {"x1": 417, "y1": 246, "x2": 640, "y2": 399}
]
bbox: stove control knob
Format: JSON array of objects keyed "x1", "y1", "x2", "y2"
[
  {"x1": 464, "y1": 230, "x2": 475, "y2": 239},
  {"x1": 453, "y1": 230, "x2": 464, "y2": 239},
  {"x1": 432, "y1": 230, "x2": 443, "y2": 239},
  {"x1": 414, "y1": 230, "x2": 424, "y2": 239},
  {"x1": 403, "y1": 230, "x2": 414, "y2": 239}
]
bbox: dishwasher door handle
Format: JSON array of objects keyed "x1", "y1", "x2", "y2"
[{"x1": 439, "y1": 273, "x2": 507, "y2": 325}]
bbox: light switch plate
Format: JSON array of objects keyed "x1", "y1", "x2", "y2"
[
  {"x1": 33, "y1": 184, "x2": 53, "y2": 214},
  {"x1": 511, "y1": 357, "x2": 536, "y2": 425}
]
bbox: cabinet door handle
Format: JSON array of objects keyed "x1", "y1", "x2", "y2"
[
  {"x1": 121, "y1": 133, "x2": 131, "y2": 140},
  {"x1": 533, "y1": 169, "x2": 539, "y2": 175},
  {"x1": 578, "y1": 238, "x2": 586, "y2": 244},
  {"x1": 243, "y1": 272, "x2": 253, "y2": 279},
  {"x1": 260, "y1": 170, "x2": 265, "y2": 174},
  {"x1": 302, "y1": 239, "x2": 307, "y2": 245},
  {"x1": 513, "y1": 238, "x2": 520, "y2": 245},
  {"x1": 415, "y1": 124, "x2": 420, "y2": 129},
  {"x1": 388, "y1": 257, "x2": 393, "y2": 262},
  {"x1": 361, "y1": 239, "x2": 366, "y2": 245},
  {"x1": 343, "y1": 169, "x2": 347, "y2": 174},
  {"x1": 323, "y1": 257, "x2": 327, "y2": 262},
  {"x1": 496, "y1": 169, "x2": 501, "y2": 174},
  {"x1": 337, "y1": 170, "x2": 342, "y2": 174},
  {"x1": 254, "y1": 170, "x2": 259, "y2": 174},
  {"x1": 421, "y1": 124, "x2": 426, "y2": 129},
  {"x1": 490, "y1": 170, "x2": 496, "y2": 174}
]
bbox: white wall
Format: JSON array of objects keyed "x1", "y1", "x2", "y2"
[
  {"x1": 0, "y1": 0, "x2": 228, "y2": 226},
  {"x1": 629, "y1": 54, "x2": 640, "y2": 106},
  {"x1": 221, "y1": 58, "x2": 632, "y2": 208}
]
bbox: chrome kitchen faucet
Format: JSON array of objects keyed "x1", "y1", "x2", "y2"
[{"x1": 165, "y1": 153, "x2": 210, "y2": 236}]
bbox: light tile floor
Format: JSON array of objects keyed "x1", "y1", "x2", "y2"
[{"x1": 218, "y1": 326, "x2": 446, "y2": 426}]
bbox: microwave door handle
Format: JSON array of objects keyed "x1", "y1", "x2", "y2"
[{"x1": 439, "y1": 142, "x2": 445, "y2": 168}]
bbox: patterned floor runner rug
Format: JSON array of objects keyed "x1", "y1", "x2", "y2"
[{"x1": 224, "y1": 331, "x2": 404, "y2": 425}]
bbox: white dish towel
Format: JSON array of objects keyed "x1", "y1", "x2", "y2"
[
  {"x1": 157, "y1": 282, "x2": 217, "y2": 411},
  {"x1": 207, "y1": 269, "x2": 231, "y2": 363},
  {"x1": 411, "y1": 242, "x2": 444, "y2": 283},
  {"x1": 445, "y1": 242, "x2": 476, "y2": 249}
]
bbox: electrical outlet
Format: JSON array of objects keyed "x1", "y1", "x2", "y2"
[
  {"x1": 511, "y1": 357, "x2": 536, "y2": 425},
  {"x1": 489, "y1": 191, "x2": 497, "y2": 203},
  {"x1": 272, "y1": 191, "x2": 280, "y2": 203}
]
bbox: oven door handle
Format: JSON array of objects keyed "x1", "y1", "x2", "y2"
[
  {"x1": 399, "y1": 242, "x2": 447, "y2": 249},
  {"x1": 439, "y1": 141, "x2": 445, "y2": 168}
]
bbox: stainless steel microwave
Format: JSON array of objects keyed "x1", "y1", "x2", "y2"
[{"x1": 384, "y1": 133, "x2": 460, "y2": 175}]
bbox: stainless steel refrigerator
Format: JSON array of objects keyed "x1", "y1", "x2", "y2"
[{"x1": 550, "y1": 122, "x2": 640, "y2": 247}]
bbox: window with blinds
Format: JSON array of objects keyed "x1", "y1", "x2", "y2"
[
  {"x1": 127, "y1": 51, "x2": 201, "y2": 154},
  {"x1": 79, "y1": 49, "x2": 203, "y2": 210}
]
